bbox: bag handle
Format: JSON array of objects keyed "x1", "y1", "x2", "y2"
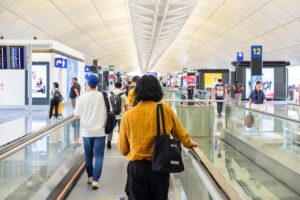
[
  {"x1": 102, "y1": 92, "x2": 110, "y2": 113},
  {"x1": 156, "y1": 103, "x2": 167, "y2": 136}
]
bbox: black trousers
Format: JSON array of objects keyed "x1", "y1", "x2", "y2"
[
  {"x1": 125, "y1": 160, "x2": 170, "y2": 200},
  {"x1": 216, "y1": 97, "x2": 224, "y2": 114},
  {"x1": 49, "y1": 99, "x2": 59, "y2": 118}
]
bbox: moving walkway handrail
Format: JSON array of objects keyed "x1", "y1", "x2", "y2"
[
  {"x1": 226, "y1": 103, "x2": 300, "y2": 124},
  {"x1": 189, "y1": 147, "x2": 242, "y2": 200},
  {"x1": 0, "y1": 115, "x2": 75, "y2": 161},
  {"x1": 287, "y1": 102, "x2": 300, "y2": 107},
  {"x1": 164, "y1": 99, "x2": 228, "y2": 103}
]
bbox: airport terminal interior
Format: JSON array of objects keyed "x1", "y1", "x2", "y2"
[{"x1": 1, "y1": 0, "x2": 300, "y2": 199}]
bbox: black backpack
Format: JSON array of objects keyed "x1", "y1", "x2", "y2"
[
  {"x1": 53, "y1": 90, "x2": 63, "y2": 101},
  {"x1": 102, "y1": 92, "x2": 116, "y2": 134},
  {"x1": 109, "y1": 92, "x2": 124, "y2": 115}
]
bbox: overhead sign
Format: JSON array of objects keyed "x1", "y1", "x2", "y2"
[
  {"x1": 10, "y1": 46, "x2": 25, "y2": 69},
  {"x1": 237, "y1": 52, "x2": 244, "y2": 62},
  {"x1": 0, "y1": 46, "x2": 7, "y2": 69},
  {"x1": 85, "y1": 66, "x2": 91, "y2": 72},
  {"x1": 109, "y1": 65, "x2": 114, "y2": 71},
  {"x1": 251, "y1": 45, "x2": 263, "y2": 58},
  {"x1": 109, "y1": 65, "x2": 114, "y2": 79},
  {"x1": 55, "y1": 58, "x2": 67, "y2": 68}
]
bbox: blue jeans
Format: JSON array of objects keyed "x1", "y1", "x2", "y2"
[{"x1": 83, "y1": 137, "x2": 105, "y2": 181}]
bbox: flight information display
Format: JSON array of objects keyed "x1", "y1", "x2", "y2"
[
  {"x1": 10, "y1": 46, "x2": 25, "y2": 69},
  {"x1": 0, "y1": 46, "x2": 7, "y2": 69}
]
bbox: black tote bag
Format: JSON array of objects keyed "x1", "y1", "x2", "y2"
[{"x1": 152, "y1": 103, "x2": 184, "y2": 174}]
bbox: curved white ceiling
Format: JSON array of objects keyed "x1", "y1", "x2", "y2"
[{"x1": 0, "y1": 0, "x2": 300, "y2": 73}]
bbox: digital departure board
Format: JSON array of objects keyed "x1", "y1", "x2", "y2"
[
  {"x1": 0, "y1": 46, "x2": 7, "y2": 69},
  {"x1": 10, "y1": 46, "x2": 25, "y2": 69}
]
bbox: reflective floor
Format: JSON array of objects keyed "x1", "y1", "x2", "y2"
[
  {"x1": 193, "y1": 137, "x2": 300, "y2": 200},
  {"x1": 0, "y1": 104, "x2": 73, "y2": 147},
  {"x1": 0, "y1": 120, "x2": 81, "y2": 200},
  {"x1": 174, "y1": 154, "x2": 212, "y2": 200}
]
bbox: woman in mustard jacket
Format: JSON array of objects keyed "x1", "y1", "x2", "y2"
[{"x1": 118, "y1": 75, "x2": 197, "y2": 200}]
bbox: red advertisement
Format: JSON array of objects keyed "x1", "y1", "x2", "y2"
[{"x1": 186, "y1": 75, "x2": 196, "y2": 86}]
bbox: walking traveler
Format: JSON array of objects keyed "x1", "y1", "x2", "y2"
[
  {"x1": 187, "y1": 81, "x2": 194, "y2": 105},
  {"x1": 49, "y1": 82, "x2": 63, "y2": 122},
  {"x1": 215, "y1": 79, "x2": 225, "y2": 118},
  {"x1": 70, "y1": 77, "x2": 81, "y2": 110},
  {"x1": 74, "y1": 74, "x2": 107, "y2": 189},
  {"x1": 107, "y1": 81, "x2": 128, "y2": 149},
  {"x1": 248, "y1": 81, "x2": 267, "y2": 110},
  {"x1": 118, "y1": 75, "x2": 197, "y2": 200},
  {"x1": 127, "y1": 76, "x2": 140, "y2": 108},
  {"x1": 234, "y1": 80, "x2": 243, "y2": 105}
]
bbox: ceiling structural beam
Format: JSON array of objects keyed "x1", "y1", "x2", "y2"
[{"x1": 128, "y1": 0, "x2": 199, "y2": 73}]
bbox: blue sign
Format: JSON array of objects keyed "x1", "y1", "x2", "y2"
[
  {"x1": 0, "y1": 46, "x2": 7, "y2": 69},
  {"x1": 237, "y1": 52, "x2": 244, "y2": 62},
  {"x1": 55, "y1": 58, "x2": 67, "y2": 68},
  {"x1": 85, "y1": 66, "x2": 91, "y2": 72},
  {"x1": 10, "y1": 46, "x2": 25, "y2": 69},
  {"x1": 251, "y1": 45, "x2": 263, "y2": 58}
]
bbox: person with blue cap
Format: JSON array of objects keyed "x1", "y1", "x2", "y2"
[{"x1": 74, "y1": 73, "x2": 107, "y2": 189}]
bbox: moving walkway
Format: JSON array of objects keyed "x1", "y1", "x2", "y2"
[{"x1": 1, "y1": 98, "x2": 300, "y2": 200}]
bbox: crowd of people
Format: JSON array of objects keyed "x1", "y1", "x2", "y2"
[
  {"x1": 47, "y1": 73, "x2": 271, "y2": 199},
  {"x1": 66, "y1": 74, "x2": 197, "y2": 200}
]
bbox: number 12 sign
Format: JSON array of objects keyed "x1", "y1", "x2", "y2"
[{"x1": 251, "y1": 45, "x2": 263, "y2": 59}]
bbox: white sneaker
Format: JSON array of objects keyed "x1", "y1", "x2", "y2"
[
  {"x1": 92, "y1": 181, "x2": 100, "y2": 189},
  {"x1": 87, "y1": 177, "x2": 93, "y2": 185}
]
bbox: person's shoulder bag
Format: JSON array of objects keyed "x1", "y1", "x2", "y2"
[
  {"x1": 102, "y1": 92, "x2": 116, "y2": 134},
  {"x1": 152, "y1": 103, "x2": 184, "y2": 173}
]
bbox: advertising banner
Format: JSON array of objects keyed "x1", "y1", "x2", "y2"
[
  {"x1": 67, "y1": 58, "x2": 78, "y2": 97},
  {"x1": 186, "y1": 73, "x2": 196, "y2": 86},
  {"x1": 109, "y1": 65, "x2": 114, "y2": 79},
  {"x1": 246, "y1": 68, "x2": 274, "y2": 98},
  {"x1": 32, "y1": 64, "x2": 47, "y2": 98},
  {"x1": 204, "y1": 73, "x2": 222, "y2": 89}
]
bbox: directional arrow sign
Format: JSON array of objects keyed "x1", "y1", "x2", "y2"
[{"x1": 55, "y1": 58, "x2": 67, "y2": 68}]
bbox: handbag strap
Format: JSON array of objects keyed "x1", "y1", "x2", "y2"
[
  {"x1": 156, "y1": 103, "x2": 167, "y2": 136},
  {"x1": 101, "y1": 92, "x2": 110, "y2": 113}
]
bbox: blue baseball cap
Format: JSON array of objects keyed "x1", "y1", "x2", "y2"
[{"x1": 85, "y1": 74, "x2": 99, "y2": 87}]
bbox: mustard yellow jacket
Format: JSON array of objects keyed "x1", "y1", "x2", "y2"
[
  {"x1": 127, "y1": 88, "x2": 135, "y2": 107},
  {"x1": 118, "y1": 101, "x2": 193, "y2": 161}
]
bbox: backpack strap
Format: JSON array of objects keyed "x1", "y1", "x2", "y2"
[
  {"x1": 102, "y1": 92, "x2": 110, "y2": 113},
  {"x1": 117, "y1": 92, "x2": 125, "y2": 97}
]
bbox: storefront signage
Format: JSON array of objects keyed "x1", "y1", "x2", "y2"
[
  {"x1": 10, "y1": 46, "x2": 25, "y2": 69},
  {"x1": 55, "y1": 58, "x2": 67, "y2": 68}
]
